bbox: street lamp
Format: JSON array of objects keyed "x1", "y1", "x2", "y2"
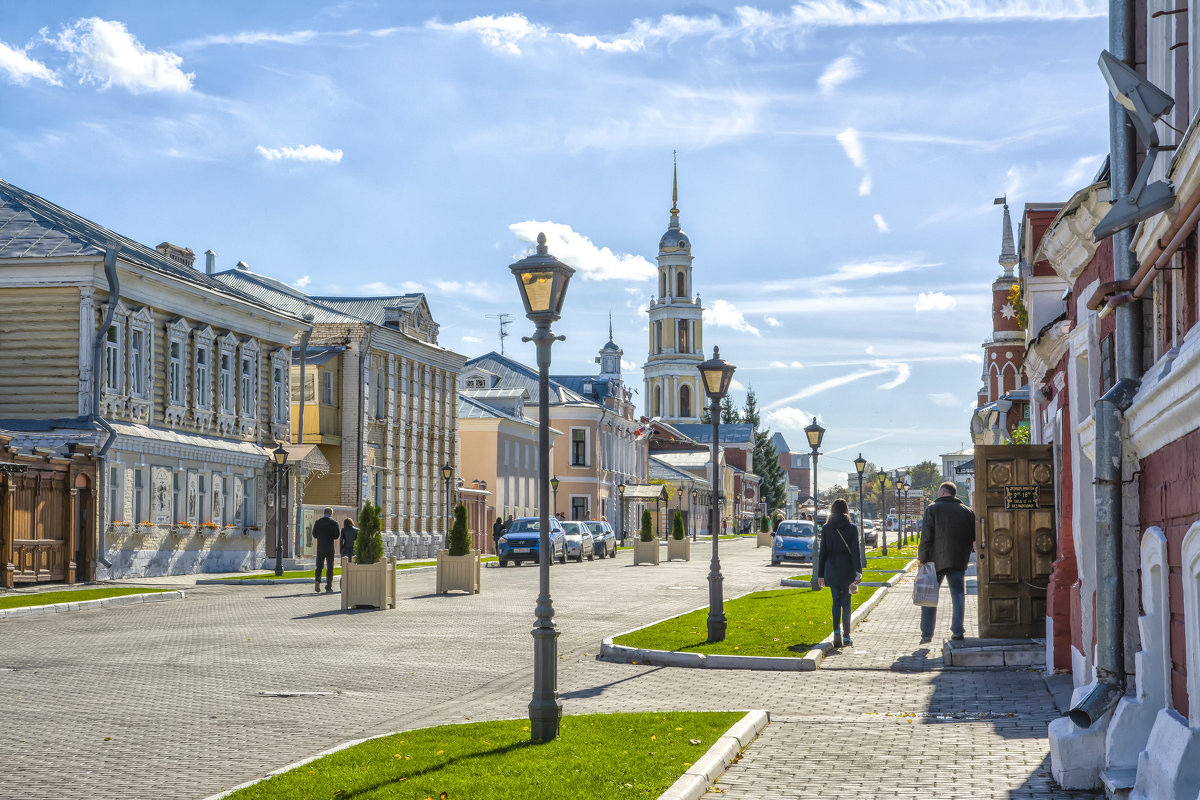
[
  {"x1": 441, "y1": 463, "x2": 453, "y2": 538},
  {"x1": 804, "y1": 417, "x2": 826, "y2": 591},
  {"x1": 894, "y1": 472, "x2": 904, "y2": 548},
  {"x1": 854, "y1": 453, "x2": 867, "y2": 566},
  {"x1": 876, "y1": 469, "x2": 888, "y2": 556},
  {"x1": 698, "y1": 346, "x2": 736, "y2": 643},
  {"x1": 691, "y1": 487, "x2": 698, "y2": 542},
  {"x1": 901, "y1": 474, "x2": 911, "y2": 547},
  {"x1": 551, "y1": 476, "x2": 560, "y2": 517},
  {"x1": 617, "y1": 480, "x2": 626, "y2": 545},
  {"x1": 272, "y1": 443, "x2": 288, "y2": 577},
  {"x1": 510, "y1": 230, "x2": 574, "y2": 743}
]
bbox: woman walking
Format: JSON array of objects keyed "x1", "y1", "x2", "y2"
[
  {"x1": 339, "y1": 516, "x2": 359, "y2": 561},
  {"x1": 816, "y1": 499, "x2": 863, "y2": 650}
]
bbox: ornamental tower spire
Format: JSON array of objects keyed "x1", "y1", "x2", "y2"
[{"x1": 998, "y1": 196, "x2": 1018, "y2": 277}]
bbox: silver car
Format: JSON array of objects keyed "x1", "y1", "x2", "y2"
[
  {"x1": 560, "y1": 520, "x2": 595, "y2": 562},
  {"x1": 584, "y1": 520, "x2": 616, "y2": 558}
]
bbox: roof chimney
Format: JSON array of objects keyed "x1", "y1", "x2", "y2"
[
  {"x1": 205, "y1": 249, "x2": 216, "y2": 275},
  {"x1": 155, "y1": 242, "x2": 195, "y2": 269},
  {"x1": 236, "y1": 260, "x2": 250, "y2": 271}
]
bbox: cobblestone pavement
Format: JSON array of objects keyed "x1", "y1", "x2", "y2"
[{"x1": 0, "y1": 538, "x2": 1096, "y2": 799}]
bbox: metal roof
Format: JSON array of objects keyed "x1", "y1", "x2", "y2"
[
  {"x1": 464, "y1": 352, "x2": 591, "y2": 406},
  {"x1": 674, "y1": 423, "x2": 754, "y2": 444},
  {"x1": 311, "y1": 295, "x2": 423, "y2": 326},
  {"x1": 461, "y1": 387, "x2": 529, "y2": 401},
  {"x1": 212, "y1": 270, "x2": 361, "y2": 324},
  {"x1": 457, "y1": 393, "x2": 537, "y2": 426},
  {"x1": 649, "y1": 456, "x2": 712, "y2": 488},
  {"x1": 654, "y1": 451, "x2": 712, "y2": 470}
]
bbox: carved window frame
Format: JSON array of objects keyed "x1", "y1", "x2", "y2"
[
  {"x1": 100, "y1": 300, "x2": 129, "y2": 416},
  {"x1": 237, "y1": 337, "x2": 260, "y2": 436},
  {"x1": 216, "y1": 332, "x2": 238, "y2": 435},
  {"x1": 126, "y1": 306, "x2": 154, "y2": 421},
  {"x1": 193, "y1": 325, "x2": 215, "y2": 430},
  {"x1": 165, "y1": 318, "x2": 191, "y2": 427},
  {"x1": 270, "y1": 349, "x2": 289, "y2": 426}
]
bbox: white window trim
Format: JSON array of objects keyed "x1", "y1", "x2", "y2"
[
  {"x1": 570, "y1": 426, "x2": 590, "y2": 467},
  {"x1": 270, "y1": 349, "x2": 289, "y2": 427},
  {"x1": 1182, "y1": 520, "x2": 1200, "y2": 727},
  {"x1": 237, "y1": 337, "x2": 260, "y2": 436},
  {"x1": 126, "y1": 306, "x2": 154, "y2": 423},
  {"x1": 216, "y1": 332, "x2": 238, "y2": 435},
  {"x1": 100, "y1": 300, "x2": 130, "y2": 417},
  {"x1": 193, "y1": 325, "x2": 216, "y2": 429},
  {"x1": 165, "y1": 318, "x2": 191, "y2": 426}
]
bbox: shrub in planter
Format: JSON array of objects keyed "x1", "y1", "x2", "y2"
[
  {"x1": 761, "y1": 514, "x2": 770, "y2": 533},
  {"x1": 447, "y1": 503, "x2": 470, "y2": 556},
  {"x1": 640, "y1": 508, "x2": 654, "y2": 541},
  {"x1": 437, "y1": 502, "x2": 480, "y2": 594},
  {"x1": 634, "y1": 507, "x2": 660, "y2": 565},
  {"x1": 342, "y1": 502, "x2": 395, "y2": 610},
  {"x1": 667, "y1": 510, "x2": 690, "y2": 561},
  {"x1": 355, "y1": 502, "x2": 384, "y2": 565},
  {"x1": 671, "y1": 510, "x2": 685, "y2": 540}
]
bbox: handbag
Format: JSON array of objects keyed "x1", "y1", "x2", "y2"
[{"x1": 912, "y1": 562, "x2": 940, "y2": 607}]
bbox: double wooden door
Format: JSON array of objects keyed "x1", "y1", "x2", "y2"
[{"x1": 974, "y1": 445, "x2": 1056, "y2": 638}]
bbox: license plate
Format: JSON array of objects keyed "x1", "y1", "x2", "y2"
[{"x1": 512, "y1": 547, "x2": 531, "y2": 554}]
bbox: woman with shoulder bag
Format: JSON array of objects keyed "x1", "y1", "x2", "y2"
[{"x1": 816, "y1": 498, "x2": 863, "y2": 650}]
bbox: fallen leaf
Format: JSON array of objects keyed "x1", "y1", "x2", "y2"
[
  {"x1": 440, "y1": 793, "x2": 449, "y2": 799},
  {"x1": 689, "y1": 739, "x2": 702, "y2": 745},
  {"x1": 650, "y1": 735, "x2": 657, "y2": 740},
  {"x1": 103, "y1": 737, "x2": 113, "y2": 741}
]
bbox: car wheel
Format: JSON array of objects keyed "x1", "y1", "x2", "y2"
[
  {"x1": 558, "y1": 548, "x2": 566, "y2": 564},
  {"x1": 499, "y1": 559, "x2": 507, "y2": 567},
  {"x1": 587, "y1": 551, "x2": 594, "y2": 561},
  {"x1": 772, "y1": 559, "x2": 780, "y2": 566}
]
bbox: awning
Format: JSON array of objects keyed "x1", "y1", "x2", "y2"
[
  {"x1": 619, "y1": 484, "x2": 670, "y2": 501},
  {"x1": 282, "y1": 443, "x2": 330, "y2": 477},
  {"x1": 292, "y1": 346, "x2": 346, "y2": 366}
]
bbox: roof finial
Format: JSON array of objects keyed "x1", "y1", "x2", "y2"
[
  {"x1": 608, "y1": 311, "x2": 614, "y2": 343},
  {"x1": 671, "y1": 150, "x2": 679, "y2": 216},
  {"x1": 995, "y1": 195, "x2": 1017, "y2": 276},
  {"x1": 536, "y1": 231, "x2": 548, "y2": 255}
]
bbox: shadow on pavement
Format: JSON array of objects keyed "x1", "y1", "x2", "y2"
[
  {"x1": 562, "y1": 665, "x2": 666, "y2": 699},
  {"x1": 1007, "y1": 754, "x2": 1101, "y2": 799}
]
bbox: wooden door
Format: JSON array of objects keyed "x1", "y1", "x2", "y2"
[
  {"x1": 974, "y1": 445, "x2": 1056, "y2": 638},
  {"x1": 12, "y1": 471, "x2": 67, "y2": 583}
]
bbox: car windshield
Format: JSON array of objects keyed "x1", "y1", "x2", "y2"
[
  {"x1": 507, "y1": 519, "x2": 541, "y2": 534},
  {"x1": 776, "y1": 522, "x2": 814, "y2": 537},
  {"x1": 585, "y1": 522, "x2": 606, "y2": 534},
  {"x1": 561, "y1": 521, "x2": 583, "y2": 534}
]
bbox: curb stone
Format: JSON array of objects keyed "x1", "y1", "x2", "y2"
[
  {"x1": 0, "y1": 590, "x2": 185, "y2": 620},
  {"x1": 196, "y1": 566, "x2": 438, "y2": 585}
]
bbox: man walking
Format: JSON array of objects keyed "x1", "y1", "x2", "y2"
[
  {"x1": 312, "y1": 507, "x2": 340, "y2": 593},
  {"x1": 917, "y1": 482, "x2": 976, "y2": 644}
]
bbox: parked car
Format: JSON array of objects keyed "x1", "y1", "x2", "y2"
[
  {"x1": 771, "y1": 519, "x2": 817, "y2": 566},
  {"x1": 560, "y1": 520, "x2": 595, "y2": 562},
  {"x1": 861, "y1": 519, "x2": 878, "y2": 547},
  {"x1": 584, "y1": 520, "x2": 617, "y2": 558},
  {"x1": 497, "y1": 517, "x2": 566, "y2": 566}
]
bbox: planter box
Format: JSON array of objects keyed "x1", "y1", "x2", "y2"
[
  {"x1": 340, "y1": 556, "x2": 397, "y2": 610},
  {"x1": 757, "y1": 531, "x2": 773, "y2": 548},
  {"x1": 435, "y1": 550, "x2": 481, "y2": 594},
  {"x1": 633, "y1": 538, "x2": 661, "y2": 566},
  {"x1": 667, "y1": 537, "x2": 691, "y2": 562}
]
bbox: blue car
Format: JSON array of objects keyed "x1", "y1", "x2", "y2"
[
  {"x1": 771, "y1": 520, "x2": 816, "y2": 566},
  {"x1": 497, "y1": 516, "x2": 566, "y2": 566}
]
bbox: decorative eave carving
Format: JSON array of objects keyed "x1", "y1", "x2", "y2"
[
  {"x1": 1024, "y1": 320, "x2": 1071, "y2": 385},
  {"x1": 1037, "y1": 182, "x2": 1111, "y2": 284}
]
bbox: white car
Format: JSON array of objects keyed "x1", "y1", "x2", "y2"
[{"x1": 560, "y1": 520, "x2": 595, "y2": 562}]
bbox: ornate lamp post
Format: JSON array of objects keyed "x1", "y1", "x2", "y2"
[
  {"x1": 876, "y1": 469, "x2": 888, "y2": 556},
  {"x1": 901, "y1": 475, "x2": 911, "y2": 547},
  {"x1": 551, "y1": 476, "x2": 560, "y2": 517},
  {"x1": 617, "y1": 480, "x2": 627, "y2": 545},
  {"x1": 510, "y1": 231, "x2": 574, "y2": 743},
  {"x1": 441, "y1": 463, "x2": 453, "y2": 536},
  {"x1": 698, "y1": 346, "x2": 736, "y2": 643},
  {"x1": 272, "y1": 443, "x2": 288, "y2": 577},
  {"x1": 691, "y1": 487, "x2": 698, "y2": 541},
  {"x1": 804, "y1": 417, "x2": 826, "y2": 590},
  {"x1": 854, "y1": 453, "x2": 867, "y2": 566},
  {"x1": 893, "y1": 472, "x2": 904, "y2": 548}
]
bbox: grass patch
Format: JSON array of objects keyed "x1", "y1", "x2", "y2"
[
  {"x1": 862, "y1": 557, "x2": 914, "y2": 570},
  {"x1": 0, "y1": 587, "x2": 168, "y2": 610},
  {"x1": 216, "y1": 556, "x2": 499, "y2": 581},
  {"x1": 786, "y1": 570, "x2": 895, "y2": 584},
  {"x1": 225, "y1": 711, "x2": 742, "y2": 800},
  {"x1": 866, "y1": 544, "x2": 918, "y2": 559},
  {"x1": 613, "y1": 586, "x2": 877, "y2": 656}
]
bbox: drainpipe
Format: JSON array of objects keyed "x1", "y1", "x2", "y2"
[
  {"x1": 91, "y1": 245, "x2": 121, "y2": 576},
  {"x1": 356, "y1": 328, "x2": 372, "y2": 510},
  {"x1": 1069, "y1": 0, "x2": 1141, "y2": 728},
  {"x1": 293, "y1": 312, "x2": 313, "y2": 557}
]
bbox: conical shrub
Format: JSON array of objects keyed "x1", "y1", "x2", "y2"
[
  {"x1": 640, "y1": 508, "x2": 654, "y2": 541},
  {"x1": 355, "y1": 502, "x2": 384, "y2": 565},
  {"x1": 671, "y1": 509, "x2": 685, "y2": 540},
  {"x1": 448, "y1": 503, "x2": 470, "y2": 556}
]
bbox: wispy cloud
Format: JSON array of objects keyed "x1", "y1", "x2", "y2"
[
  {"x1": 509, "y1": 220, "x2": 656, "y2": 281},
  {"x1": 704, "y1": 299, "x2": 760, "y2": 336},
  {"x1": 928, "y1": 392, "x2": 963, "y2": 407},
  {"x1": 433, "y1": 280, "x2": 492, "y2": 299},
  {"x1": 873, "y1": 214, "x2": 890, "y2": 233},
  {"x1": 766, "y1": 365, "x2": 896, "y2": 408},
  {"x1": 256, "y1": 144, "x2": 344, "y2": 163},
  {"x1": 53, "y1": 18, "x2": 193, "y2": 93},
  {"x1": 765, "y1": 406, "x2": 820, "y2": 433},
  {"x1": 426, "y1": 14, "x2": 548, "y2": 55},
  {"x1": 362, "y1": 280, "x2": 423, "y2": 294},
  {"x1": 181, "y1": 30, "x2": 322, "y2": 49},
  {"x1": 764, "y1": 315, "x2": 781, "y2": 327},
  {"x1": 824, "y1": 430, "x2": 903, "y2": 457},
  {"x1": 461, "y1": 334, "x2": 483, "y2": 344},
  {"x1": 914, "y1": 291, "x2": 957, "y2": 311},
  {"x1": 1059, "y1": 153, "x2": 1105, "y2": 190},
  {"x1": 836, "y1": 127, "x2": 871, "y2": 195},
  {"x1": 0, "y1": 40, "x2": 60, "y2": 86},
  {"x1": 818, "y1": 54, "x2": 860, "y2": 94}
]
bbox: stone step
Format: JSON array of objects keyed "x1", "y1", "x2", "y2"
[{"x1": 943, "y1": 637, "x2": 1045, "y2": 667}]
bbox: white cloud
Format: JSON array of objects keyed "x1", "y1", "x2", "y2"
[
  {"x1": 770, "y1": 360, "x2": 787, "y2": 368},
  {"x1": 704, "y1": 299, "x2": 760, "y2": 336},
  {"x1": 509, "y1": 220, "x2": 656, "y2": 281},
  {"x1": 461, "y1": 335, "x2": 483, "y2": 344},
  {"x1": 914, "y1": 291, "x2": 957, "y2": 311},
  {"x1": 362, "y1": 280, "x2": 423, "y2": 294},
  {"x1": 181, "y1": 30, "x2": 321, "y2": 49},
  {"x1": 877, "y1": 362, "x2": 911, "y2": 390},
  {"x1": 426, "y1": 14, "x2": 548, "y2": 55},
  {"x1": 836, "y1": 128, "x2": 871, "y2": 196},
  {"x1": 818, "y1": 54, "x2": 860, "y2": 94},
  {"x1": 621, "y1": 358, "x2": 640, "y2": 371},
  {"x1": 559, "y1": 33, "x2": 644, "y2": 53},
  {"x1": 0, "y1": 40, "x2": 60, "y2": 86},
  {"x1": 799, "y1": 258, "x2": 934, "y2": 285},
  {"x1": 928, "y1": 392, "x2": 962, "y2": 407},
  {"x1": 729, "y1": 378, "x2": 747, "y2": 392},
  {"x1": 791, "y1": 360, "x2": 804, "y2": 369},
  {"x1": 765, "y1": 315, "x2": 781, "y2": 327},
  {"x1": 293, "y1": 275, "x2": 311, "y2": 289},
  {"x1": 54, "y1": 18, "x2": 193, "y2": 93},
  {"x1": 765, "y1": 406, "x2": 820, "y2": 433},
  {"x1": 256, "y1": 144, "x2": 344, "y2": 163},
  {"x1": 1059, "y1": 153, "x2": 1106, "y2": 190},
  {"x1": 873, "y1": 214, "x2": 890, "y2": 233},
  {"x1": 433, "y1": 280, "x2": 492, "y2": 299}
]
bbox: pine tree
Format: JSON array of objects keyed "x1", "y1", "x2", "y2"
[
  {"x1": 720, "y1": 395, "x2": 739, "y2": 424},
  {"x1": 640, "y1": 508, "x2": 654, "y2": 541},
  {"x1": 355, "y1": 502, "x2": 384, "y2": 564},
  {"x1": 671, "y1": 509, "x2": 685, "y2": 540},
  {"x1": 448, "y1": 503, "x2": 470, "y2": 556},
  {"x1": 740, "y1": 387, "x2": 786, "y2": 514}
]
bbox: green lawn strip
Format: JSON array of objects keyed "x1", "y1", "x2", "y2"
[
  {"x1": 216, "y1": 557, "x2": 499, "y2": 581},
  {"x1": 0, "y1": 587, "x2": 168, "y2": 611},
  {"x1": 785, "y1": 570, "x2": 894, "y2": 583},
  {"x1": 862, "y1": 557, "x2": 914, "y2": 570},
  {"x1": 225, "y1": 711, "x2": 741, "y2": 800},
  {"x1": 613, "y1": 586, "x2": 877, "y2": 657},
  {"x1": 866, "y1": 546, "x2": 918, "y2": 559}
]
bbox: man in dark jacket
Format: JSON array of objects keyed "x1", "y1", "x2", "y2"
[
  {"x1": 311, "y1": 507, "x2": 340, "y2": 593},
  {"x1": 917, "y1": 482, "x2": 977, "y2": 643}
]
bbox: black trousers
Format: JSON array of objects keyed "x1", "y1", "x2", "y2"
[{"x1": 315, "y1": 550, "x2": 335, "y2": 587}]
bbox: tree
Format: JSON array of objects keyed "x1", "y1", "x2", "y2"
[
  {"x1": 760, "y1": 514, "x2": 770, "y2": 533},
  {"x1": 671, "y1": 509, "x2": 685, "y2": 540},
  {"x1": 742, "y1": 388, "x2": 761, "y2": 429},
  {"x1": 720, "y1": 395, "x2": 739, "y2": 424},
  {"x1": 639, "y1": 508, "x2": 654, "y2": 542},
  {"x1": 447, "y1": 503, "x2": 470, "y2": 556},
  {"x1": 355, "y1": 502, "x2": 384, "y2": 564},
  {"x1": 740, "y1": 386, "x2": 787, "y2": 514}
]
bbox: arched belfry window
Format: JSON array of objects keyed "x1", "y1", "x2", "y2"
[
  {"x1": 653, "y1": 385, "x2": 662, "y2": 417},
  {"x1": 680, "y1": 384, "x2": 691, "y2": 418},
  {"x1": 678, "y1": 320, "x2": 689, "y2": 353},
  {"x1": 676, "y1": 270, "x2": 686, "y2": 297}
]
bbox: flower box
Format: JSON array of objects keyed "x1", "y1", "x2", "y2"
[
  {"x1": 196, "y1": 524, "x2": 220, "y2": 537},
  {"x1": 435, "y1": 549, "x2": 481, "y2": 594},
  {"x1": 340, "y1": 557, "x2": 397, "y2": 610},
  {"x1": 667, "y1": 537, "x2": 691, "y2": 562},
  {"x1": 633, "y1": 538, "x2": 661, "y2": 566},
  {"x1": 220, "y1": 525, "x2": 239, "y2": 537}
]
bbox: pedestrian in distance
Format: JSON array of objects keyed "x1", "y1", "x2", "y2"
[
  {"x1": 492, "y1": 516, "x2": 504, "y2": 555},
  {"x1": 311, "y1": 506, "x2": 340, "y2": 593},
  {"x1": 917, "y1": 481, "x2": 977, "y2": 644},
  {"x1": 339, "y1": 516, "x2": 358, "y2": 561},
  {"x1": 816, "y1": 498, "x2": 862, "y2": 650}
]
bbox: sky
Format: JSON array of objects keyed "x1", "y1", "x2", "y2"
[{"x1": 0, "y1": 1, "x2": 1111, "y2": 488}]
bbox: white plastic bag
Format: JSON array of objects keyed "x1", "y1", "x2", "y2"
[{"x1": 912, "y1": 562, "x2": 940, "y2": 607}]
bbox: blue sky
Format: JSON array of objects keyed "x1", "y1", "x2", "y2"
[{"x1": 0, "y1": 1, "x2": 1109, "y2": 487}]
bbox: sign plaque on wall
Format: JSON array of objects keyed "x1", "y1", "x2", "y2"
[{"x1": 1004, "y1": 485, "x2": 1040, "y2": 509}]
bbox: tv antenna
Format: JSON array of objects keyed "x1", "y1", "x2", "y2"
[{"x1": 486, "y1": 313, "x2": 512, "y2": 355}]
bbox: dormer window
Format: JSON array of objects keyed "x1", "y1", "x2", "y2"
[{"x1": 466, "y1": 375, "x2": 487, "y2": 389}]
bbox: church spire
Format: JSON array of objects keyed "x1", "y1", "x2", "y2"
[
  {"x1": 608, "y1": 311, "x2": 614, "y2": 343},
  {"x1": 669, "y1": 151, "x2": 680, "y2": 229},
  {"x1": 998, "y1": 195, "x2": 1017, "y2": 277}
]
